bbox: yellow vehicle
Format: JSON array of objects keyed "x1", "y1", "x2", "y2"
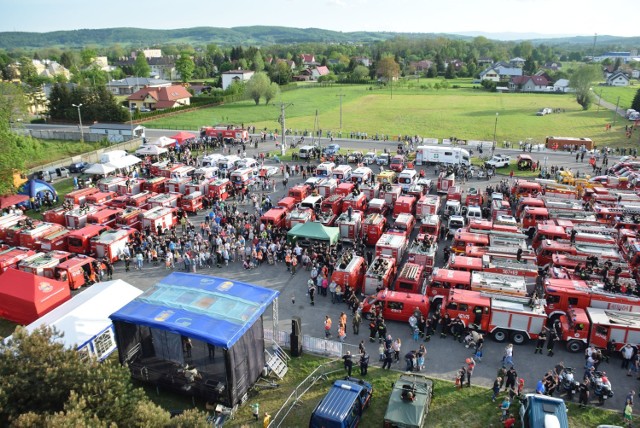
[{"x1": 376, "y1": 170, "x2": 397, "y2": 185}]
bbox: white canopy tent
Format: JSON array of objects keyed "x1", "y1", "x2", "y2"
[
  {"x1": 84, "y1": 163, "x2": 116, "y2": 175},
  {"x1": 148, "y1": 136, "x2": 176, "y2": 148},
  {"x1": 135, "y1": 145, "x2": 169, "y2": 156},
  {"x1": 107, "y1": 154, "x2": 142, "y2": 169},
  {"x1": 12, "y1": 280, "x2": 143, "y2": 361}
]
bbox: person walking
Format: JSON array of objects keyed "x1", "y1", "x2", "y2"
[
  {"x1": 393, "y1": 338, "x2": 402, "y2": 363},
  {"x1": 546, "y1": 329, "x2": 558, "y2": 357},
  {"x1": 352, "y1": 311, "x2": 361, "y2": 335},
  {"x1": 342, "y1": 351, "x2": 353, "y2": 376},
  {"x1": 308, "y1": 280, "x2": 316, "y2": 306},
  {"x1": 503, "y1": 343, "x2": 514, "y2": 365},
  {"x1": 466, "y1": 357, "x2": 475, "y2": 387},
  {"x1": 492, "y1": 376, "x2": 502, "y2": 402}
]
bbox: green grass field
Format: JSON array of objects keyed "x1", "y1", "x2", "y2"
[
  {"x1": 595, "y1": 83, "x2": 639, "y2": 111},
  {"x1": 24, "y1": 139, "x2": 111, "y2": 169},
  {"x1": 144, "y1": 83, "x2": 637, "y2": 148}
]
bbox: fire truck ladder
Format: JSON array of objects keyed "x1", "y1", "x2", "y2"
[
  {"x1": 484, "y1": 257, "x2": 537, "y2": 271},
  {"x1": 548, "y1": 209, "x2": 594, "y2": 220},
  {"x1": 570, "y1": 225, "x2": 619, "y2": 236},
  {"x1": 483, "y1": 246, "x2": 535, "y2": 257},
  {"x1": 556, "y1": 239, "x2": 617, "y2": 250},
  {"x1": 479, "y1": 292, "x2": 538, "y2": 306},
  {"x1": 400, "y1": 263, "x2": 421, "y2": 280},
  {"x1": 574, "y1": 284, "x2": 640, "y2": 301},
  {"x1": 603, "y1": 310, "x2": 640, "y2": 326},
  {"x1": 560, "y1": 254, "x2": 627, "y2": 269}
]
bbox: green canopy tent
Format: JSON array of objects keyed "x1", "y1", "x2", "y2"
[
  {"x1": 287, "y1": 222, "x2": 339, "y2": 246},
  {"x1": 383, "y1": 374, "x2": 433, "y2": 428}
]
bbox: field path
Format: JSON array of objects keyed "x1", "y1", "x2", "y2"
[{"x1": 594, "y1": 92, "x2": 627, "y2": 117}]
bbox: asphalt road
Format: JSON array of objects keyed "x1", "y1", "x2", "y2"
[{"x1": 63, "y1": 133, "x2": 632, "y2": 418}]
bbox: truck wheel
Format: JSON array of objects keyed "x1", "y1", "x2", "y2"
[
  {"x1": 510, "y1": 331, "x2": 528, "y2": 345},
  {"x1": 567, "y1": 340, "x2": 584, "y2": 353},
  {"x1": 492, "y1": 329, "x2": 507, "y2": 343}
]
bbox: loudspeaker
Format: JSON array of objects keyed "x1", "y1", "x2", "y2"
[
  {"x1": 290, "y1": 333, "x2": 302, "y2": 357},
  {"x1": 292, "y1": 316, "x2": 302, "y2": 336}
]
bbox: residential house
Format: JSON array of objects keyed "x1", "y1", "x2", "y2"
[
  {"x1": 131, "y1": 49, "x2": 163, "y2": 59},
  {"x1": 311, "y1": 66, "x2": 330, "y2": 80},
  {"x1": 300, "y1": 54, "x2": 317, "y2": 66},
  {"x1": 448, "y1": 59, "x2": 465, "y2": 71},
  {"x1": 509, "y1": 75, "x2": 549, "y2": 92},
  {"x1": 127, "y1": 85, "x2": 192, "y2": 111},
  {"x1": 410, "y1": 60, "x2": 432, "y2": 72},
  {"x1": 275, "y1": 59, "x2": 296, "y2": 70},
  {"x1": 148, "y1": 57, "x2": 180, "y2": 81},
  {"x1": 106, "y1": 77, "x2": 171, "y2": 96},
  {"x1": 553, "y1": 79, "x2": 572, "y2": 93},
  {"x1": 606, "y1": 71, "x2": 630, "y2": 86},
  {"x1": 92, "y1": 57, "x2": 117, "y2": 72},
  {"x1": 221, "y1": 69, "x2": 255, "y2": 90},
  {"x1": 479, "y1": 64, "x2": 523, "y2": 82},
  {"x1": 534, "y1": 71, "x2": 553, "y2": 83},
  {"x1": 542, "y1": 61, "x2": 562, "y2": 71},
  {"x1": 509, "y1": 57, "x2": 526, "y2": 67},
  {"x1": 632, "y1": 69, "x2": 640, "y2": 79},
  {"x1": 354, "y1": 56, "x2": 371, "y2": 67},
  {"x1": 478, "y1": 57, "x2": 494, "y2": 66},
  {"x1": 31, "y1": 59, "x2": 71, "y2": 79}
]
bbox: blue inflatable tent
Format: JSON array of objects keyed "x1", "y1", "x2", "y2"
[{"x1": 110, "y1": 273, "x2": 279, "y2": 406}]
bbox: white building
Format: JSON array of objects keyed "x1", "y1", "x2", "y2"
[
  {"x1": 221, "y1": 69, "x2": 255, "y2": 90},
  {"x1": 606, "y1": 71, "x2": 630, "y2": 87}
]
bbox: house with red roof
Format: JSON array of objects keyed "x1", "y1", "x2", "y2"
[
  {"x1": 311, "y1": 66, "x2": 330, "y2": 80},
  {"x1": 300, "y1": 54, "x2": 317, "y2": 66},
  {"x1": 509, "y1": 75, "x2": 550, "y2": 92},
  {"x1": 127, "y1": 85, "x2": 191, "y2": 111}
]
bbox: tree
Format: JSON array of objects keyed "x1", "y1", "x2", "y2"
[
  {"x1": 569, "y1": 64, "x2": 601, "y2": 110},
  {"x1": 133, "y1": 52, "x2": 150, "y2": 78},
  {"x1": 80, "y1": 48, "x2": 97, "y2": 68},
  {"x1": 523, "y1": 56, "x2": 537, "y2": 76},
  {"x1": 376, "y1": 56, "x2": 400, "y2": 82},
  {"x1": 251, "y1": 51, "x2": 265, "y2": 72},
  {"x1": 0, "y1": 82, "x2": 29, "y2": 194},
  {"x1": 244, "y1": 72, "x2": 270, "y2": 105},
  {"x1": 444, "y1": 63, "x2": 456, "y2": 79},
  {"x1": 18, "y1": 56, "x2": 38, "y2": 85},
  {"x1": 426, "y1": 66, "x2": 437, "y2": 78},
  {"x1": 265, "y1": 82, "x2": 280, "y2": 105},
  {"x1": 175, "y1": 53, "x2": 195, "y2": 83},
  {"x1": 632, "y1": 88, "x2": 640, "y2": 112},
  {"x1": 0, "y1": 327, "x2": 208, "y2": 426},
  {"x1": 350, "y1": 65, "x2": 370, "y2": 81},
  {"x1": 269, "y1": 61, "x2": 292, "y2": 85}
]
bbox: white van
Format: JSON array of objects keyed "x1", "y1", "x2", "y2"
[
  {"x1": 351, "y1": 167, "x2": 373, "y2": 184},
  {"x1": 316, "y1": 162, "x2": 336, "y2": 178},
  {"x1": 466, "y1": 206, "x2": 483, "y2": 222},
  {"x1": 298, "y1": 145, "x2": 316, "y2": 160},
  {"x1": 218, "y1": 155, "x2": 241, "y2": 174},
  {"x1": 397, "y1": 169, "x2": 418, "y2": 192},
  {"x1": 238, "y1": 158, "x2": 259, "y2": 174},
  {"x1": 332, "y1": 165, "x2": 352, "y2": 183},
  {"x1": 300, "y1": 194, "x2": 324, "y2": 211},
  {"x1": 193, "y1": 166, "x2": 219, "y2": 180},
  {"x1": 201, "y1": 154, "x2": 225, "y2": 167}
]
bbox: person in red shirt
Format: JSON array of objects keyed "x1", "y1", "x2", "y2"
[{"x1": 503, "y1": 414, "x2": 516, "y2": 428}]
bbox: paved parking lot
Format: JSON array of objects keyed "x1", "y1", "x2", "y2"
[{"x1": 101, "y1": 136, "x2": 634, "y2": 413}]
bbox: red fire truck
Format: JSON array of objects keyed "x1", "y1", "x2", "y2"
[
  {"x1": 67, "y1": 224, "x2": 111, "y2": 255},
  {"x1": 330, "y1": 254, "x2": 366, "y2": 293},
  {"x1": 470, "y1": 271, "x2": 528, "y2": 297},
  {"x1": 394, "y1": 263, "x2": 427, "y2": 295},
  {"x1": 375, "y1": 232, "x2": 408, "y2": 263},
  {"x1": 43, "y1": 207, "x2": 69, "y2": 226},
  {"x1": 363, "y1": 256, "x2": 397, "y2": 295},
  {"x1": 141, "y1": 207, "x2": 177, "y2": 235},
  {"x1": 362, "y1": 289, "x2": 430, "y2": 322},
  {"x1": 437, "y1": 172, "x2": 455, "y2": 194},
  {"x1": 65, "y1": 205, "x2": 105, "y2": 230},
  {"x1": 260, "y1": 207, "x2": 289, "y2": 229},
  {"x1": 446, "y1": 254, "x2": 483, "y2": 273},
  {"x1": 54, "y1": 255, "x2": 96, "y2": 290},
  {"x1": 92, "y1": 228, "x2": 137, "y2": 263},
  {"x1": 442, "y1": 289, "x2": 547, "y2": 345},
  {"x1": 336, "y1": 211, "x2": 363, "y2": 243},
  {"x1": 39, "y1": 227, "x2": 70, "y2": 252},
  {"x1": 560, "y1": 307, "x2": 640, "y2": 353},
  {"x1": 116, "y1": 207, "x2": 144, "y2": 231},
  {"x1": 417, "y1": 194, "x2": 441, "y2": 218},
  {"x1": 391, "y1": 213, "x2": 416, "y2": 236},
  {"x1": 392, "y1": 195, "x2": 417, "y2": 219},
  {"x1": 200, "y1": 126, "x2": 249, "y2": 142},
  {"x1": 360, "y1": 182, "x2": 380, "y2": 201},
  {"x1": 288, "y1": 184, "x2": 311, "y2": 203},
  {"x1": 335, "y1": 182, "x2": 356, "y2": 197},
  {"x1": 363, "y1": 213, "x2": 386, "y2": 246},
  {"x1": 342, "y1": 192, "x2": 368, "y2": 213},
  {"x1": 286, "y1": 207, "x2": 316, "y2": 229},
  {"x1": 142, "y1": 176, "x2": 168, "y2": 194},
  {"x1": 428, "y1": 268, "x2": 472, "y2": 306},
  {"x1": 321, "y1": 194, "x2": 345, "y2": 216},
  {"x1": 87, "y1": 207, "x2": 123, "y2": 228},
  {"x1": 407, "y1": 234, "x2": 437, "y2": 274},
  {"x1": 465, "y1": 187, "x2": 484, "y2": 207},
  {"x1": 418, "y1": 214, "x2": 440, "y2": 239},
  {"x1": 65, "y1": 187, "x2": 99, "y2": 205},
  {"x1": 366, "y1": 198, "x2": 388, "y2": 216},
  {"x1": 0, "y1": 246, "x2": 36, "y2": 273},
  {"x1": 85, "y1": 190, "x2": 117, "y2": 206},
  {"x1": 126, "y1": 191, "x2": 154, "y2": 209},
  {"x1": 317, "y1": 179, "x2": 338, "y2": 198},
  {"x1": 18, "y1": 250, "x2": 72, "y2": 278},
  {"x1": 277, "y1": 196, "x2": 297, "y2": 212},
  {"x1": 147, "y1": 193, "x2": 181, "y2": 209},
  {"x1": 536, "y1": 240, "x2": 621, "y2": 267},
  {"x1": 18, "y1": 223, "x2": 66, "y2": 250},
  {"x1": 97, "y1": 177, "x2": 128, "y2": 193},
  {"x1": 208, "y1": 178, "x2": 232, "y2": 201},
  {"x1": 180, "y1": 191, "x2": 204, "y2": 214},
  {"x1": 380, "y1": 184, "x2": 402, "y2": 206}
]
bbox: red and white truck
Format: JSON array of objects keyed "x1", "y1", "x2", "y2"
[
  {"x1": 417, "y1": 194, "x2": 441, "y2": 218},
  {"x1": 65, "y1": 205, "x2": 105, "y2": 230},
  {"x1": 363, "y1": 213, "x2": 387, "y2": 246},
  {"x1": 92, "y1": 227, "x2": 137, "y2": 263},
  {"x1": 330, "y1": 254, "x2": 366, "y2": 293},
  {"x1": 363, "y1": 256, "x2": 397, "y2": 295},
  {"x1": 442, "y1": 289, "x2": 547, "y2": 345},
  {"x1": 407, "y1": 235, "x2": 438, "y2": 274},
  {"x1": 394, "y1": 263, "x2": 427, "y2": 295},
  {"x1": 147, "y1": 193, "x2": 181, "y2": 209},
  {"x1": 0, "y1": 246, "x2": 36, "y2": 273},
  {"x1": 141, "y1": 207, "x2": 177, "y2": 235},
  {"x1": 560, "y1": 306, "x2": 640, "y2": 353},
  {"x1": 375, "y1": 232, "x2": 408, "y2": 263},
  {"x1": 18, "y1": 222, "x2": 66, "y2": 250},
  {"x1": 336, "y1": 211, "x2": 363, "y2": 243},
  {"x1": 18, "y1": 250, "x2": 72, "y2": 278}
]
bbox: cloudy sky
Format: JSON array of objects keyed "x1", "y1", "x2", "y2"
[{"x1": 1, "y1": 0, "x2": 637, "y2": 38}]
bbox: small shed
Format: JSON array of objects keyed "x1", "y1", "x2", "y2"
[
  {"x1": 15, "y1": 279, "x2": 142, "y2": 361},
  {"x1": 110, "y1": 273, "x2": 279, "y2": 406}
]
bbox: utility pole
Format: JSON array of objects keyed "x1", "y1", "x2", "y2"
[
  {"x1": 612, "y1": 96, "x2": 620, "y2": 128},
  {"x1": 72, "y1": 103, "x2": 84, "y2": 142},
  {"x1": 335, "y1": 92, "x2": 346, "y2": 129},
  {"x1": 277, "y1": 102, "x2": 293, "y2": 156}
]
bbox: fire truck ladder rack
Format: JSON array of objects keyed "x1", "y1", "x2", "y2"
[
  {"x1": 483, "y1": 246, "x2": 535, "y2": 256},
  {"x1": 560, "y1": 254, "x2": 627, "y2": 269},
  {"x1": 548, "y1": 209, "x2": 594, "y2": 219},
  {"x1": 484, "y1": 257, "x2": 537, "y2": 271},
  {"x1": 575, "y1": 284, "x2": 640, "y2": 301},
  {"x1": 603, "y1": 310, "x2": 640, "y2": 326},
  {"x1": 479, "y1": 291, "x2": 539, "y2": 306},
  {"x1": 570, "y1": 225, "x2": 619, "y2": 236},
  {"x1": 399, "y1": 264, "x2": 421, "y2": 280},
  {"x1": 556, "y1": 239, "x2": 617, "y2": 250}
]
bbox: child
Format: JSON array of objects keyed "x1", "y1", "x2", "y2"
[
  {"x1": 413, "y1": 327, "x2": 420, "y2": 342},
  {"x1": 378, "y1": 343, "x2": 385, "y2": 361}
]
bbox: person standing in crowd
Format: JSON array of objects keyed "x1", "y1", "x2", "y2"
[{"x1": 342, "y1": 351, "x2": 353, "y2": 376}]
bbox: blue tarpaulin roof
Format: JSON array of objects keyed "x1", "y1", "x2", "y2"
[{"x1": 109, "y1": 273, "x2": 279, "y2": 349}]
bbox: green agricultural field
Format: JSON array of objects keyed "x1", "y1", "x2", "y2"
[
  {"x1": 144, "y1": 83, "x2": 636, "y2": 148},
  {"x1": 595, "y1": 83, "x2": 639, "y2": 110},
  {"x1": 21, "y1": 139, "x2": 111, "y2": 170}
]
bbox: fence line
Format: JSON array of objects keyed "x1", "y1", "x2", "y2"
[{"x1": 264, "y1": 328, "x2": 360, "y2": 358}]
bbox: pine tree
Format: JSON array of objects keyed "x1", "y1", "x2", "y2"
[{"x1": 632, "y1": 88, "x2": 640, "y2": 112}]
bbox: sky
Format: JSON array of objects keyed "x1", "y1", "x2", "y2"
[{"x1": 1, "y1": 0, "x2": 638, "y2": 39}]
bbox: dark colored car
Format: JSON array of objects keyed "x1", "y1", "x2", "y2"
[{"x1": 69, "y1": 162, "x2": 89, "y2": 173}]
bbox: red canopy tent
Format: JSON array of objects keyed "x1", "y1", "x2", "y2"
[
  {"x1": 170, "y1": 131, "x2": 196, "y2": 144},
  {"x1": 0, "y1": 268, "x2": 70, "y2": 325},
  {"x1": 0, "y1": 194, "x2": 29, "y2": 209}
]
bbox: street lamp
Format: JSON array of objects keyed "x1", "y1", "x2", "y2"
[
  {"x1": 492, "y1": 112, "x2": 499, "y2": 147},
  {"x1": 72, "y1": 103, "x2": 84, "y2": 142}
]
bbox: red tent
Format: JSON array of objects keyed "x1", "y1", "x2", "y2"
[
  {"x1": 170, "y1": 131, "x2": 196, "y2": 144},
  {"x1": 0, "y1": 268, "x2": 70, "y2": 325},
  {"x1": 0, "y1": 194, "x2": 29, "y2": 209}
]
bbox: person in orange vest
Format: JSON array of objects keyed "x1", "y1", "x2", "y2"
[
  {"x1": 324, "y1": 316, "x2": 333, "y2": 338},
  {"x1": 291, "y1": 255, "x2": 298, "y2": 275}
]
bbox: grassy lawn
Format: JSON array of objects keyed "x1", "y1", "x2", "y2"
[
  {"x1": 142, "y1": 353, "x2": 622, "y2": 427},
  {"x1": 23, "y1": 139, "x2": 111, "y2": 170},
  {"x1": 144, "y1": 82, "x2": 635, "y2": 148},
  {"x1": 595, "y1": 83, "x2": 639, "y2": 110}
]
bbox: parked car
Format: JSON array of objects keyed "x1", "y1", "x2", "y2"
[
  {"x1": 383, "y1": 373, "x2": 433, "y2": 428},
  {"x1": 484, "y1": 155, "x2": 511, "y2": 169},
  {"x1": 377, "y1": 153, "x2": 391, "y2": 166},
  {"x1": 363, "y1": 152, "x2": 377, "y2": 165},
  {"x1": 347, "y1": 151, "x2": 363, "y2": 163},
  {"x1": 323, "y1": 144, "x2": 341, "y2": 156},
  {"x1": 310, "y1": 377, "x2": 373, "y2": 428},
  {"x1": 68, "y1": 162, "x2": 89, "y2": 173},
  {"x1": 536, "y1": 108, "x2": 553, "y2": 116}
]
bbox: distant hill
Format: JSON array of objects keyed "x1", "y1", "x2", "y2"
[{"x1": 0, "y1": 26, "x2": 639, "y2": 49}]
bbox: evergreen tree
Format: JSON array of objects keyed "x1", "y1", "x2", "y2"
[
  {"x1": 445, "y1": 63, "x2": 456, "y2": 79},
  {"x1": 133, "y1": 52, "x2": 150, "y2": 77},
  {"x1": 632, "y1": 88, "x2": 640, "y2": 112}
]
